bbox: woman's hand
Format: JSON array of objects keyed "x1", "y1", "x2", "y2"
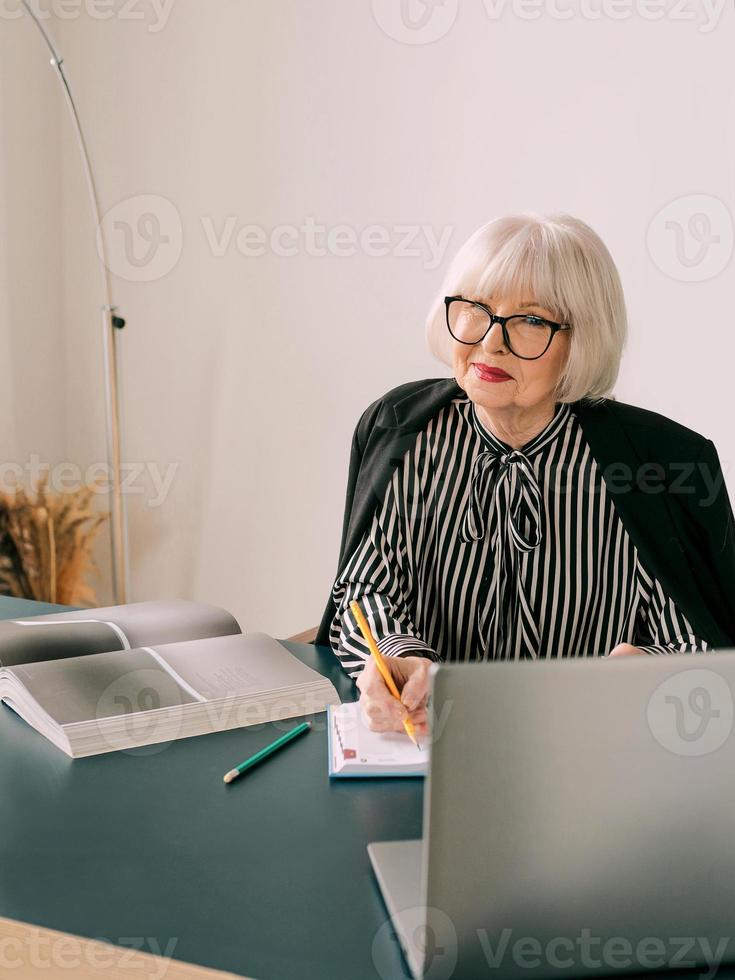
[
  {"x1": 355, "y1": 655, "x2": 432, "y2": 736},
  {"x1": 608, "y1": 643, "x2": 645, "y2": 657}
]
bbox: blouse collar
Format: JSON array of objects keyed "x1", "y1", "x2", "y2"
[{"x1": 469, "y1": 399, "x2": 573, "y2": 459}]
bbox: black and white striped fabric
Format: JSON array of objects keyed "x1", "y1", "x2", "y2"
[{"x1": 328, "y1": 393, "x2": 710, "y2": 678}]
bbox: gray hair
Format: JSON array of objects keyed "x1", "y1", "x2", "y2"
[{"x1": 425, "y1": 212, "x2": 628, "y2": 403}]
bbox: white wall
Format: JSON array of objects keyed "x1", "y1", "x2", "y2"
[
  {"x1": 6, "y1": 1, "x2": 734, "y2": 634},
  {"x1": 0, "y1": 19, "x2": 65, "y2": 471}
]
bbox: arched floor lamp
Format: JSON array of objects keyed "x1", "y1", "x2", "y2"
[{"x1": 21, "y1": 1, "x2": 129, "y2": 603}]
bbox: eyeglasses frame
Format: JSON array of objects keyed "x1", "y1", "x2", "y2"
[{"x1": 444, "y1": 295, "x2": 571, "y2": 360}]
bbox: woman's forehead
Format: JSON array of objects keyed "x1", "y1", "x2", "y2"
[{"x1": 468, "y1": 289, "x2": 553, "y2": 311}]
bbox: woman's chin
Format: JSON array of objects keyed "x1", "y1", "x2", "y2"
[{"x1": 465, "y1": 377, "x2": 517, "y2": 407}]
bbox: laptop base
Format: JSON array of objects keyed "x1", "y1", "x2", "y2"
[{"x1": 368, "y1": 839, "x2": 424, "y2": 978}]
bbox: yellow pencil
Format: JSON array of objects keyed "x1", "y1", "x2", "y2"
[{"x1": 349, "y1": 600, "x2": 422, "y2": 749}]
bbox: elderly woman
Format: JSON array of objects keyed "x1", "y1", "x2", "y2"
[{"x1": 314, "y1": 213, "x2": 735, "y2": 737}]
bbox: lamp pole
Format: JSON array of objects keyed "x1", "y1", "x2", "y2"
[{"x1": 21, "y1": 2, "x2": 129, "y2": 603}]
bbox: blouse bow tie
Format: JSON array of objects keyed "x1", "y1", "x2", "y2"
[{"x1": 461, "y1": 446, "x2": 544, "y2": 551}]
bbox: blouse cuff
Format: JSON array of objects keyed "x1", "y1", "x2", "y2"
[
  {"x1": 376, "y1": 632, "x2": 440, "y2": 662},
  {"x1": 636, "y1": 643, "x2": 709, "y2": 656}
]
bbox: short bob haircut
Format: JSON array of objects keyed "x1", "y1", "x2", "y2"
[{"x1": 425, "y1": 212, "x2": 628, "y2": 404}]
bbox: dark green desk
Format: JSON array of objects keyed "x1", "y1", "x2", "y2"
[{"x1": 0, "y1": 596, "x2": 421, "y2": 980}]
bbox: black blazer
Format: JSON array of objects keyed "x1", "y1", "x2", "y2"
[{"x1": 314, "y1": 378, "x2": 735, "y2": 653}]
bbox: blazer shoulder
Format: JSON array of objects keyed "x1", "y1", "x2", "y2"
[
  {"x1": 367, "y1": 377, "x2": 459, "y2": 411},
  {"x1": 356, "y1": 377, "x2": 461, "y2": 439},
  {"x1": 584, "y1": 397, "x2": 710, "y2": 452}
]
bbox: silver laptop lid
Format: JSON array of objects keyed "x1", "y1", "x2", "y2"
[{"x1": 418, "y1": 652, "x2": 735, "y2": 980}]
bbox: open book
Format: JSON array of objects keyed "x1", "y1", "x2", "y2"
[
  {"x1": 328, "y1": 701, "x2": 429, "y2": 778},
  {"x1": 0, "y1": 600, "x2": 341, "y2": 758}
]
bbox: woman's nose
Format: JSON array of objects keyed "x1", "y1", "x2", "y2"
[{"x1": 481, "y1": 319, "x2": 508, "y2": 353}]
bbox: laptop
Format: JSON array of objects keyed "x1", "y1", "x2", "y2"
[{"x1": 368, "y1": 653, "x2": 735, "y2": 979}]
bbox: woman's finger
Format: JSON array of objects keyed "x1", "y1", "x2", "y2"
[
  {"x1": 363, "y1": 696, "x2": 404, "y2": 723},
  {"x1": 400, "y1": 664, "x2": 430, "y2": 711},
  {"x1": 357, "y1": 658, "x2": 396, "y2": 699},
  {"x1": 361, "y1": 697, "x2": 405, "y2": 732}
]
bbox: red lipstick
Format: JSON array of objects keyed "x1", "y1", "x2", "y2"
[{"x1": 473, "y1": 363, "x2": 512, "y2": 383}]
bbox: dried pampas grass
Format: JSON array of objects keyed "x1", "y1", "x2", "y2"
[{"x1": 0, "y1": 476, "x2": 109, "y2": 606}]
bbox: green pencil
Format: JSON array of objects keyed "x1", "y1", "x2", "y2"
[{"x1": 223, "y1": 721, "x2": 312, "y2": 784}]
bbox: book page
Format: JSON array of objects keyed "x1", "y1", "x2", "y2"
[
  {"x1": 150, "y1": 632, "x2": 329, "y2": 701},
  {"x1": 3, "y1": 632, "x2": 336, "y2": 729},
  {"x1": 0, "y1": 599, "x2": 241, "y2": 668},
  {"x1": 7, "y1": 649, "x2": 201, "y2": 726},
  {"x1": 0, "y1": 620, "x2": 126, "y2": 668}
]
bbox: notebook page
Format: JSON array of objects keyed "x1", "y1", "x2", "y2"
[{"x1": 333, "y1": 701, "x2": 430, "y2": 768}]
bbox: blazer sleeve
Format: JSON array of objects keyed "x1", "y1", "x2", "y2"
[
  {"x1": 333, "y1": 395, "x2": 388, "y2": 572},
  {"x1": 314, "y1": 393, "x2": 398, "y2": 649},
  {"x1": 681, "y1": 437, "x2": 735, "y2": 644},
  {"x1": 695, "y1": 439, "x2": 735, "y2": 554},
  {"x1": 634, "y1": 573, "x2": 713, "y2": 655}
]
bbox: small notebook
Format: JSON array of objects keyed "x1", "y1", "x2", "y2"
[{"x1": 327, "y1": 700, "x2": 429, "y2": 778}]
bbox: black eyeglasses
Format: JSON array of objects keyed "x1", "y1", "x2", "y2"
[{"x1": 445, "y1": 296, "x2": 571, "y2": 360}]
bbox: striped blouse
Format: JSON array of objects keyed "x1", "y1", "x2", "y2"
[{"x1": 328, "y1": 392, "x2": 711, "y2": 678}]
